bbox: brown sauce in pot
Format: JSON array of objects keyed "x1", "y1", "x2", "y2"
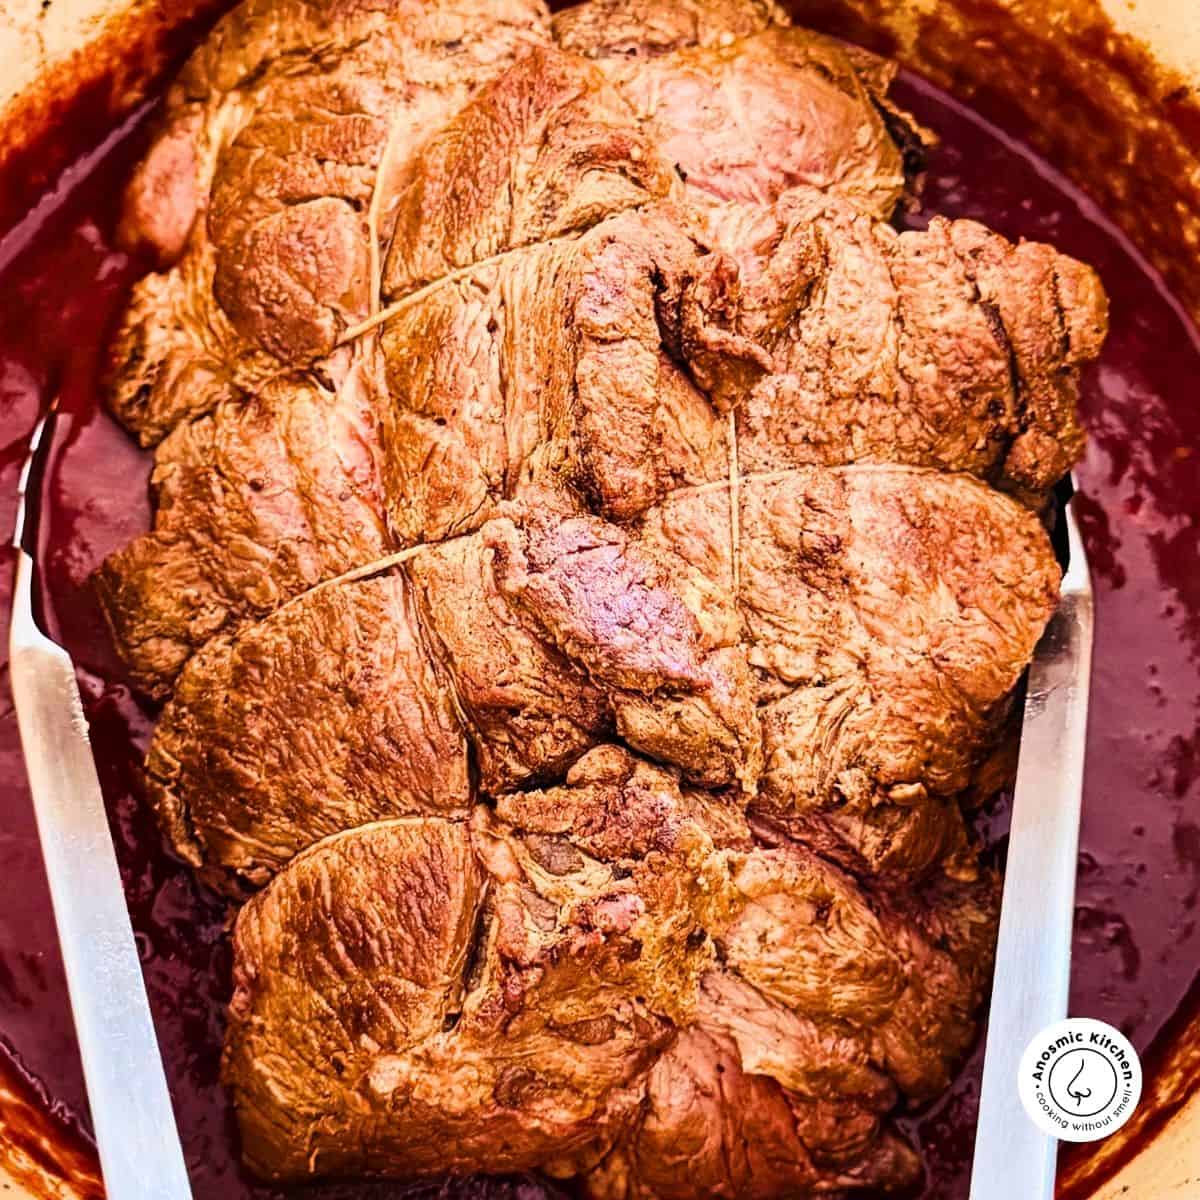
[{"x1": 0, "y1": 63, "x2": 1196, "y2": 1200}]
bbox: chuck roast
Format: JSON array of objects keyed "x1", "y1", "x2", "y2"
[{"x1": 94, "y1": 0, "x2": 1109, "y2": 1194}]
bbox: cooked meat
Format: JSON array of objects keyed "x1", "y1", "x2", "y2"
[
  {"x1": 692, "y1": 969, "x2": 895, "y2": 1111},
  {"x1": 108, "y1": 0, "x2": 550, "y2": 443},
  {"x1": 150, "y1": 506, "x2": 760, "y2": 887},
  {"x1": 566, "y1": 22, "x2": 912, "y2": 218},
  {"x1": 225, "y1": 749, "x2": 735, "y2": 1181},
  {"x1": 379, "y1": 189, "x2": 1102, "y2": 543},
  {"x1": 147, "y1": 571, "x2": 471, "y2": 888},
  {"x1": 94, "y1": 361, "x2": 390, "y2": 697},
  {"x1": 583, "y1": 860, "x2": 997, "y2": 1200},
  {"x1": 224, "y1": 747, "x2": 997, "y2": 1192},
  {"x1": 587, "y1": 1026, "x2": 918, "y2": 1200},
  {"x1": 107, "y1": 0, "x2": 920, "y2": 449},
  {"x1": 376, "y1": 207, "x2": 729, "y2": 544},
  {"x1": 98, "y1": 190, "x2": 1100, "y2": 696},
  {"x1": 407, "y1": 510, "x2": 760, "y2": 793},
  {"x1": 638, "y1": 466, "x2": 1060, "y2": 879},
  {"x1": 97, "y1": 0, "x2": 1104, "y2": 697},
  {"x1": 146, "y1": 461, "x2": 1050, "y2": 891},
  {"x1": 717, "y1": 848, "x2": 998, "y2": 1100},
  {"x1": 380, "y1": 44, "x2": 679, "y2": 300},
  {"x1": 590, "y1": 860, "x2": 997, "y2": 1197},
  {"x1": 403, "y1": 517, "x2": 613, "y2": 793},
  {"x1": 692, "y1": 192, "x2": 1106, "y2": 503},
  {"x1": 550, "y1": 0, "x2": 783, "y2": 58},
  {"x1": 94, "y1": 0, "x2": 1112, "y2": 1193}
]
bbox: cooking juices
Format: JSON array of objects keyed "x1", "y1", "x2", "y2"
[{"x1": 0, "y1": 67, "x2": 1196, "y2": 1200}]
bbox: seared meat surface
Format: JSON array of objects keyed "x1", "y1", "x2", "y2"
[
  {"x1": 95, "y1": 362, "x2": 390, "y2": 695},
  {"x1": 227, "y1": 751, "x2": 733, "y2": 1182},
  {"x1": 640, "y1": 466, "x2": 1061, "y2": 881},
  {"x1": 147, "y1": 571, "x2": 473, "y2": 888},
  {"x1": 95, "y1": 0, "x2": 1109, "y2": 1193},
  {"x1": 225, "y1": 748, "x2": 996, "y2": 1194},
  {"x1": 151, "y1": 469, "x2": 1053, "y2": 892}
]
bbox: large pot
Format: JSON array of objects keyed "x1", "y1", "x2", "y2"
[{"x1": 0, "y1": 1, "x2": 1196, "y2": 1197}]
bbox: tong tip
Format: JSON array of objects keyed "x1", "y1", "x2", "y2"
[
  {"x1": 12, "y1": 399, "x2": 59, "y2": 552},
  {"x1": 1061, "y1": 479, "x2": 1093, "y2": 600}
]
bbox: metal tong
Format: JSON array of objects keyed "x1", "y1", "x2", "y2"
[
  {"x1": 969, "y1": 479, "x2": 1095, "y2": 1199},
  {"x1": 8, "y1": 403, "x2": 192, "y2": 1199}
]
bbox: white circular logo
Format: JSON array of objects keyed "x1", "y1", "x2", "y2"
[{"x1": 1018, "y1": 1018, "x2": 1142, "y2": 1143}]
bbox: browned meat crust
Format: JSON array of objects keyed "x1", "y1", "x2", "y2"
[
  {"x1": 224, "y1": 748, "x2": 998, "y2": 1193},
  {"x1": 94, "y1": 363, "x2": 390, "y2": 696},
  {"x1": 92, "y1": 0, "x2": 1110, "y2": 1193},
  {"x1": 151, "y1": 466, "x2": 1053, "y2": 894},
  {"x1": 226, "y1": 752, "x2": 731, "y2": 1181},
  {"x1": 147, "y1": 571, "x2": 471, "y2": 888},
  {"x1": 100, "y1": 192, "x2": 1101, "y2": 695}
]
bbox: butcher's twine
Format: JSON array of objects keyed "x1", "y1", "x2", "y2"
[
  {"x1": 340, "y1": 229, "x2": 594, "y2": 345},
  {"x1": 347, "y1": 148, "x2": 752, "y2": 590},
  {"x1": 269, "y1": 455, "x2": 843, "y2": 627}
]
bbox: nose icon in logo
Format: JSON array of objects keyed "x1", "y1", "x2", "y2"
[
  {"x1": 1048, "y1": 1048, "x2": 1118, "y2": 1120},
  {"x1": 1066, "y1": 1059, "x2": 1092, "y2": 1108}
]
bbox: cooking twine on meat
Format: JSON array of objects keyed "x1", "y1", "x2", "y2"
[
  {"x1": 339, "y1": 233, "x2": 593, "y2": 345},
  {"x1": 268, "y1": 543, "x2": 432, "y2": 622},
  {"x1": 342, "y1": 164, "x2": 668, "y2": 345},
  {"x1": 272, "y1": 458, "x2": 838, "y2": 626},
  {"x1": 365, "y1": 115, "x2": 411, "y2": 320},
  {"x1": 363, "y1": 111, "x2": 410, "y2": 325}
]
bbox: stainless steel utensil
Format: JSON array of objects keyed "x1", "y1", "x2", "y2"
[
  {"x1": 8, "y1": 404, "x2": 193, "y2": 1199},
  {"x1": 969, "y1": 480, "x2": 1095, "y2": 1200}
]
